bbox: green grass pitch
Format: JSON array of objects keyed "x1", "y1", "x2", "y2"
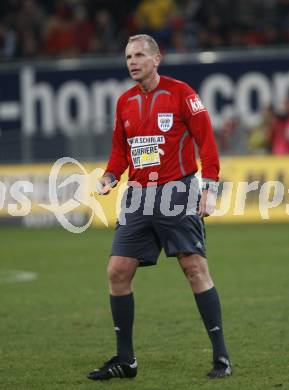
[{"x1": 0, "y1": 224, "x2": 288, "y2": 390}]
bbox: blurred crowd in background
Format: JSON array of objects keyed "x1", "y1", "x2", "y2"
[
  {"x1": 1, "y1": 0, "x2": 289, "y2": 59},
  {"x1": 217, "y1": 101, "x2": 289, "y2": 156},
  {"x1": 0, "y1": 0, "x2": 289, "y2": 156}
]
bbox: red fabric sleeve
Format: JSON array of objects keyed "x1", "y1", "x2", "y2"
[
  {"x1": 181, "y1": 86, "x2": 220, "y2": 181},
  {"x1": 105, "y1": 99, "x2": 129, "y2": 181}
]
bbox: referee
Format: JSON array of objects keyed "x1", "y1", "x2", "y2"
[{"x1": 88, "y1": 34, "x2": 232, "y2": 381}]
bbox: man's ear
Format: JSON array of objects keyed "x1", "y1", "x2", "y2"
[{"x1": 154, "y1": 53, "x2": 162, "y2": 67}]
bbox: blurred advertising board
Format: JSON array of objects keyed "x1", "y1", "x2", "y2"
[
  {"x1": 0, "y1": 49, "x2": 289, "y2": 162},
  {"x1": 0, "y1": 156, "x2": 288, "y2": 229},
  {"x1": 211, "y1": 155, "x2": 289, "y2": 223}
]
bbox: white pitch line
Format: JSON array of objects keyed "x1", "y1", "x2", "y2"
[{"x1": 0, "y1": 270, "x2": 38, "y2": 284}]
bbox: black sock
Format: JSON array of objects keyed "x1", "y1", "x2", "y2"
[
  {"x1": 194, "y1": 287, "x2": 229, "y2": 361},
  {"x1": 110, "y1": 293, "x2": 134, "y2": 362}
]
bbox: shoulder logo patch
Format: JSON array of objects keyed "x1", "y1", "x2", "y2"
[
  {"x1": 186, "y1": 94, "x2": 206, "y2": 116},
  {"x1": 158, "y1": 113, "x2": 173, "y2": 132}
]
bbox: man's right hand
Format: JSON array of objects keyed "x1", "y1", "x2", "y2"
[{"x1": 95, "y1": 174, "x2": 117, "y2": 195}]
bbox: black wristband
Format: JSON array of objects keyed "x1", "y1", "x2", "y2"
[{"x1": 201, "y1": 181, "x2": 218, "y2": 193}]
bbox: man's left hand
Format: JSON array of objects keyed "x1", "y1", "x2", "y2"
[{"x1": 197, "y1": 189, "x2": 217, "y2": 218}]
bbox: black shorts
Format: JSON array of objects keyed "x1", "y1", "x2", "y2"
[{"x1": 111, "y1": 174, "x2": 206, "y2": 267}]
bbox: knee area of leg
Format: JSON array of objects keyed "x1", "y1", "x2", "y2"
[
  {"x1": 184, "y1": 266, "x2": 202, "y2": 282},
  {"x1": 107, "y1": 265, "x2": 129, "y2": 284},
  {"x1": 183, "y1": 260, "x2": 207, "y2": 282}
]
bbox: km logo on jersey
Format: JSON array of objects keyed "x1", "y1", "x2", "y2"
[{"x1": 186, "y1": 94, "x2": 206, "y2": 116}]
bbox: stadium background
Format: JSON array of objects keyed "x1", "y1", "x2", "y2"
[
  {"x1": 0, "y1": 1, "x2": 289, "y2": 389},
  {"x1": 0, "y1": 0, "x2": 289, "y2": 227}
]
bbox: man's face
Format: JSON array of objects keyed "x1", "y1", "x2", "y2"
[{"x1": 125, "y1": 40, "x2": 160, "y2": 82}]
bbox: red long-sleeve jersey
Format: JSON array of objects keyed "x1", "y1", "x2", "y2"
[{"x1": 105, "y1": 75, "x2": 219, "y2": 186}]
